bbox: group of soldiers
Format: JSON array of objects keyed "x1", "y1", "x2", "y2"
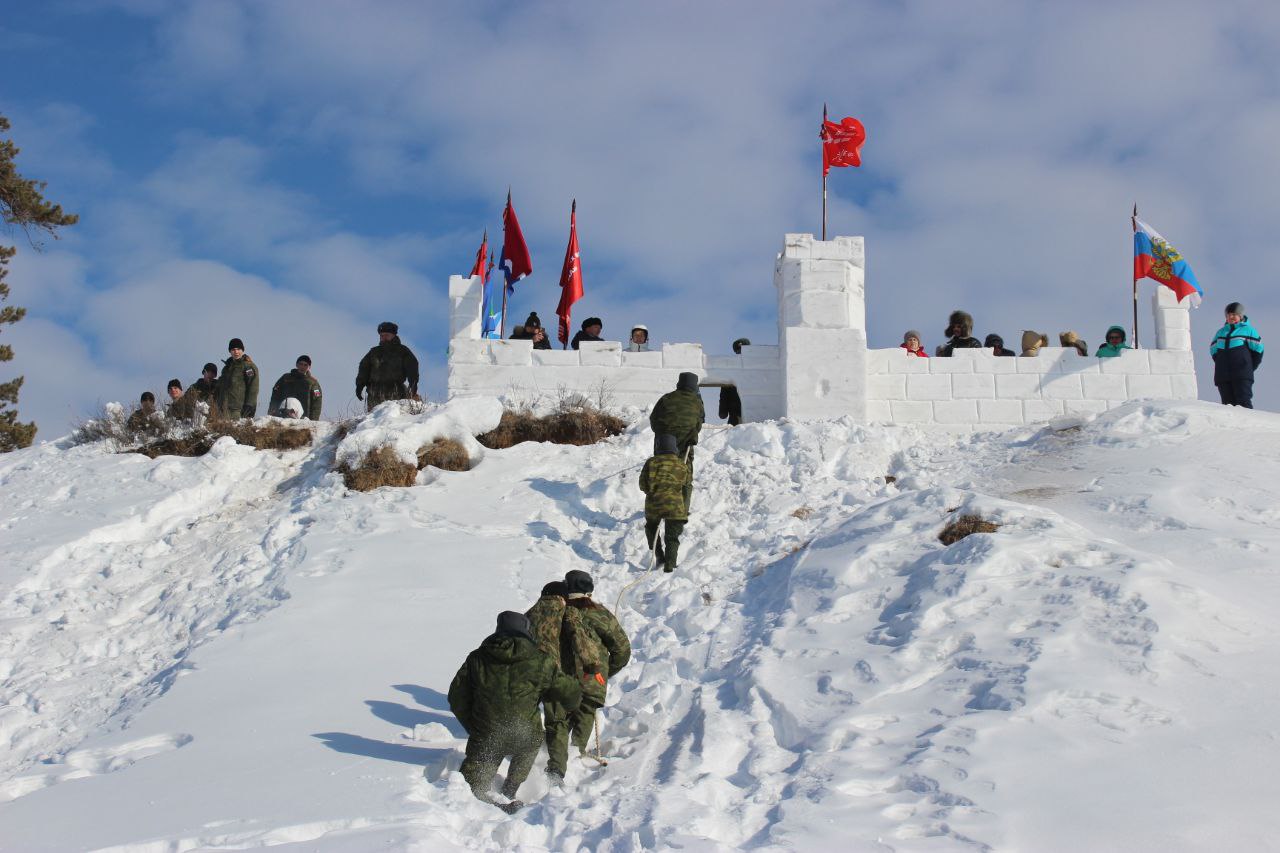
[
  {"x1": 447, "y1": 372, "x2": 707, "y2": 810},
  {"x1": 127, "y1": 322, "x2": 423, "y2": 429}
]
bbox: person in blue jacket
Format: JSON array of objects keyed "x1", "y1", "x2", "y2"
[{"x1": 1210, "y1": 302, "x2": 1264, "y2": 408}]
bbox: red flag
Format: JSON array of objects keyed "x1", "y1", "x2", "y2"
[
  {"x1": 501, "y1": 191, "x2": 533, "y2": 293},
  {"x1": 555, "y1": 200, "x2": 584, "y2": 348},
  {"x1": 469, "y1": 230, "x2": 488, "y2": 285},
  {"x1": 821, "y1": 106, "x2": 866, "y2": 176}
]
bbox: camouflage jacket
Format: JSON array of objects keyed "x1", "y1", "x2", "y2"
[
  {"x1": 166, "y1": 390, "x2": 199, "y2": 422},
  {"x1": 447, "y1": 632, "x2": 580, "y2": 736},
  {"x1": 649, "y1": 390, "x2": 704, "y2": 454},
  {"x1": 563, "y1": 597, "x2": 631, "y2": 700},
  {"x1": 356, "y1": 338, "x2": 419, "y2": 393},
  {"x1": 269, "y1": 370, "x2": 323, "y2": 420},
  {"x1": 639, "y1": 454, "x2": 689, "y2": 520},
  {"x1": 525, "y1": 593, "x2": 568, "y2": 668},
  {"x1": 190, "y1": 377, "x2": 218, "y2": 402},
  {"x1": 217, "y1": 355, "x2": 260, "y2": 418}
]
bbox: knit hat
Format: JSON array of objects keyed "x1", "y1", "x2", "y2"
[
  {"x1": 581, "y1": 317, "x2": 603, "y2": 330},
  {"x1": 983, "y1": 334, "x2": 1004, "y2": 349},
  {"x1": 732, "y1": 337, "x2": 751, "y2": 355},
  {"x1": 904, "y1": 330, "x2": 922, "y2": 345},
  {"x1": 540, "y1": 580, "x2": 567, "y2": 597},
  {"x1": 524, "y1": 312, "x2": 542, "y2": 329},
  {"x1": 228, "y1": 338, "x2": 245, "y2": 351},
  {"x1": 296, "y1": 354, "x2": 312, "y2": 366},
  {"x1": 167, "y1": 378, "x2": 183, "y2": 391},
  {"x1": 495, "y1": 611, "x2": 533, "y2": 641},
  {"x1": 377, "y1": 321, "x2": 398, "y2": 334},
  {"x1": 1226, "y1": 302, "x2": 1246, "y2": 316},
  {"x1": 203, "y1": 362, "x2": 218, "y2": 375},
  {"x1": 140, "y1": 391, "x2": 155, "y2": 404},
  {"x1": 677, "y1": 372, "x2": 699, "y2": 393},
  {"x1": 564, "y1": 569, "x2": 594, "y2": 594},
  {"x1": 656, "y1": 433, "x2": 679, "y2": 455}
]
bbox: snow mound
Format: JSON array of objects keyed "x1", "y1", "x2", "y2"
[{"x1": 334, "y1": 396, "x2": 503, "y2": 469}]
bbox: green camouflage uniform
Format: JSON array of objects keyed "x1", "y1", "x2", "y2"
[
  {"x1": 190, "y1": 377, "x2": 218, "y2": 402},
  {"x1": 543, "y1": 598, "x2": 631, "y2": 776},
  {"x1": 640, "y1": 453, "x2": 690, "y2": 571},
  {"x1": 356, "y1": 337, "x2": 420, "y2": 410},
  {"x1": 166, "y1": 390, "x2": 199, "y2": 422},
  {"x1": 216, "y1": 354, "x2": 260, "y2": 419},
  {"x1": 269, "y1": 369, "x2": 323, "y2": 420},
  {"x1": 649, "y1": 388, "x2": 704, "y2": 507},
  {"x1": 525, "y1": 592, "x2": 571, "y2": 773},
  {"x1": 448, "y1": 631, "x2": 580, "y2": 800}
]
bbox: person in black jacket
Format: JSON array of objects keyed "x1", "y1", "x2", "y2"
[
  {"x1": 983, "y1": 334, "x2": 1016, "y2": 356},
  {"x1": 937, "y1": 311, "x2": 982, "y2": 357},
  {"x1": 570, "y1": 317, "x2": 603, "y2": 350},
  {"x1": 355, "y1": 321, "x2": 420, "y2": 410},
  {"x1": 510, "y1": 312, "x2": 552, "y2": 350}
]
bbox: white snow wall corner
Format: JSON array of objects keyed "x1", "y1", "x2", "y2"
[{"x1": 776, "y1": 234, "x2": 867, "y2": 420}]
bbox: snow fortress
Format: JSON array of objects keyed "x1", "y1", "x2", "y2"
[{"x1": 447, "y1": 234, "x2": 1198, "y2": 428}]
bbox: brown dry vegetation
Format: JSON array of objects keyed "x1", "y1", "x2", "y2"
[
  {"x1": 938, "y1": 514, "x2": 1001, "y2": 545},
  {"x1": 477, "y1": 407, "x2": 626, "y2": 450},
  {"x1": 214, "y1": 420, "x2": 312, "y2": 451},
  {"x1": 72, "y1": 406, "x2": 313, "y2": 458},
  {"x1": 339, "y1": 446, "x2": 419, "y2": 491},
  {"x1": 418, "y1": 437, "x2": 470, "y2": 471}
]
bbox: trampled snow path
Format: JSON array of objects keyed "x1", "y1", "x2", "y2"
[{"x1": 2, "y1": 399, "x2": 1280, "y2": 850}]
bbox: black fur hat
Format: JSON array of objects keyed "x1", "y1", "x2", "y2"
[
  {"x1": 564, "y1": 569, "x2": 594, "y2": 594},
  {"x1": 377, "y1": 321, "x2": 399, "y2": 334}
]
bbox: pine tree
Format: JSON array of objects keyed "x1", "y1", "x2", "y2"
[{"x1": 0, "y1": 114, "x2": 78, "y2": 451}]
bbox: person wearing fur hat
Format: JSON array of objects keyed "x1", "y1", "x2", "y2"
[
  {"x1": 627, "y1": 325, "x2": 650, "y2": 352},
  {"x1": 570, "y1": 317, "x2": 604, "y2": 350},
  {"x1": 983, "y1": 334, "x2": 1015, "y2": 356},
  {"x1": 936, "y1": 311, "x2": 982, "y2": 357},
  {"x1": 356, "y1": 321, "x2": 420, "y2": 411},
  {"x1": 900, "y1": 330, "x2": 929, "y2": 357},
  {"x1": 1095, "y1": 325, "x2": 1132, "y2": 358},
  {"x1": 448, "y1": 611, "x2": 580, "y2": 810},
  {"x1": 1059, "y1": 331, "x2": 1088, "y2": 357},
  {"x1": 1020, "y1": 330, "x2": 1049, "y2": 357},
  {"x1": 510, "y1": 312, "x2": 552, "y2": 349},
  {"x1": 216, "y1": 338, "x2": 259, "y2": 419},
  {"x1": 1210, "y1": 302, "x2": 1265, "y2": 408},
  {"x1": 545, "y1": 570, "x2": 631, "y2": 780}
]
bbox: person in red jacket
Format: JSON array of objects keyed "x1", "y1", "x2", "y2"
[{"x1": 900, "y1": 330, "x2": 929, "y2": 357}]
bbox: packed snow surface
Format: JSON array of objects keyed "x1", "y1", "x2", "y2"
[{"x1": 2, "y1": 398, "x2": 1279, "y2": 850}]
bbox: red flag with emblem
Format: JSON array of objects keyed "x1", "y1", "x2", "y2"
[
  {"x1": 555, "y1": 200, "x2": 584, "y2": 348},
  {"x1": 821, "y1": 106, "x2": 866, "y2": 176}
]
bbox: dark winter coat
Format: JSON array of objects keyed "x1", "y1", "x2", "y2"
[
  {"x1": 936, "y1": 311, "x2": 982, "y2": 357},
  {"x1": 1210, "y1": 317, "x2": 1265, "y2": 384},
  {"x1": 166, "y1": 390, "x2": 199, "y2": 422},
  {"x1": 1095, "y1": 325, "x2": 1133, "y2": 358},
  {"x1": 217, "y1": 354, "x2": 260, "y2": 418},
  {"x1": 191, "y1": 377, "x2": 219, "y2": 402},
  {"x1": 563, "y1": 597, "x2": 631, "y2": 701},
  {"x1": 649, "y1": 389, "x2": 704, "y2": 457},
  {"x1": 269, "y1": 369, "x2": 323, "y2": 420},
  {"x1": 356, "y1": 337, "x2": 420, "y2": 396},
  {"x1": 983, "y1": 334, "x2": 1016, "y2": 357},
  {"x1": 639, "y1": 453, "x2": 690, "y2": 521},
  {"x1": 447, "y1": 632, "x2": 580, "y2": 738},
  {"x1": 718, "y1": 385, "x2": 743, "y2": 425},
  {"x1": 570, "y1": 330, "x2": 603, "y2": 350}
]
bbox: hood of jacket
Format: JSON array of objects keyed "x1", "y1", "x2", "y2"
[
  {"x1": 676, "y1": 372, "x2": 700, "y2": 393},
  {"x1": 478, "y1": 632, "x2": 539, "y2": 666},
  {"x1": 1104, "y1": 325, "x2": 1127, "y2": 344}
]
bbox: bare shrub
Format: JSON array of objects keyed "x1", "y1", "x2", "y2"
[
  {"x1": 73, "y1": 405, "x2": 312, "y2": 458},
  {"x1": 214, "y1": 421, "x2": 312, "y2": 451},
  {"x1": 938, "y1": 514, "x2": 1000, "y2": 545},
  {"x1": 134, "y1": 434, "x2": 218, "y2": 459},
  {"x1": 340, "y1": 446, "x2": 418, "y2": 491},
  {"x1": 418, "y1": 437, "x2": 470, "y2": 471},
  {"x1": 791, "y1": 506, "x2": 815, "y2": 520},
  {"x1": 477, "y1": 402, "x2": 626, "y2": 450}
]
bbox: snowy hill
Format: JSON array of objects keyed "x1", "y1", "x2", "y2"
[{"x1": 2, "y1": 400, "x2": 1280, "y2": 851}]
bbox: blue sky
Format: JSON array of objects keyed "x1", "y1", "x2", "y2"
[{"x1": 3, "y1": 0, "x2": 1278, "y2": 435}]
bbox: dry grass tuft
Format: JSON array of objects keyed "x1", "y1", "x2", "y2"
[
  {"x1": 938, "y1": 514, "x2": 1000, "y2": 545},
  {"x1": 340, "y1": 446, "x2": 419, "y2": 491},
  {"x1": 790, "y1": 506, "x2": 815, "y2": 520},
  {"x1": 214, "y1": 420, "x2": 312, "y2": 451},
  {"x1": 72, "y1": 405, "x2": 313, "y2": 458},
  {"x1": 477, "y1": 406, "x2": 626, "y2": 450},
  {"x1": 417, "y1": 437, "x2": 470, "y2": 471}
]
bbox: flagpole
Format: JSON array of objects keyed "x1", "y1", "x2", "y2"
[
  {"x1": 821, "y1": 104, "x2": 828, "y2": 241},
  {"x1": 1131, "y1": 203, "x2": 1139, "y2": 349}
]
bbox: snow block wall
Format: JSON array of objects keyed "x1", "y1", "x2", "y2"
[{"x1": 446, "y1": 234, "x2": 1197, "y2": 427}]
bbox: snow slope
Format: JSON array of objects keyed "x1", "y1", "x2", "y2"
[{"x1": 2, "y1": 399, "x2": 1279, "y2": 851}]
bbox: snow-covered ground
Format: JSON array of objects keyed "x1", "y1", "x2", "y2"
[{"x1": 2, "y1": 399, "x2": 1279, "y2": 851}]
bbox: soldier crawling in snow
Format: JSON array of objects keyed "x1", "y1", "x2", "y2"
[
  {"x1": 640, "y1": 434, "x2": 690, "y2": 573},
  {"x1": 649, "y1": 372, "x2": 704, "y2": 509},
  {"x1": 448, "y1": 611, "x2": 580, "y2": 812},
  {"x1": 216, "y1": 337, "x2": 260, "y2": 419},
  {"x1": 356, "y1": 321, "x2": 420, "y2": 411}
]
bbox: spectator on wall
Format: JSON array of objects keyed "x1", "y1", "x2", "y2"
[
  {"x1": 627, "y1": 325, "x2": 650, "y2": 352},
  {"x1": 983, "y1": 334, "x2": 1015, "y2": 356},
  {"x1": 571, "y1": 317, "x2": 604, "y2": 350},
  {"x1": 936, "y1": 311, "x2": 982, "y2": 357},
  {"x1": 1095, "y1": 326, "x2": 1131, "y2": 358},
  {"x1": 901, "y1": 330, "x2": 929, "y2": 357},
  {"x1": 1021, "y1": 330, "x2": 1049, "y2": 356},
  {"x1": 1059, "y1": 331, "x2": 1088, "y2": 356}
]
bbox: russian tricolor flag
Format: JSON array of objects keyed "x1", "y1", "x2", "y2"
[{"x1": 1134, "y1": 218, "x2": 1202, "y2": 305}]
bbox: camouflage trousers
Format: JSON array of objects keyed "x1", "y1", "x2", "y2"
[
  {"x1": 645, "y1": 518, "x2": 686, "y2": 571},
  {"x1": 544, "y1": 685, "x2": 606, "y2": 776},
  {"x1": 460, "y1": 722, "x2": 543, "y2": 800},
  {"x1": 364, "y1": 384, "x2": 409, "y2": 411}
]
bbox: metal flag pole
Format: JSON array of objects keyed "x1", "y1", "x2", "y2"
[
  {"x1": 500, "y1": 189, "x2": 511, "y2": 339},
  {"x1": 821, "y1": 104, "x2": 828, "y2": 241},
  {"x1": 1132, "y1": 203, "x2": 1140, "y2": 349}
]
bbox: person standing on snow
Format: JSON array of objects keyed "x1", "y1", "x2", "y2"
[
  {"x1": 639, "y1": 433, "x2": 690, "y2": 573},
  {"x1": 448, "y1": 611, "x2": 580, "y2": 812},
  {"x1": 356, "y1": 321, "x2": 420, "y2": 410},
  {"x1": 269, "y1": 355, "x2": 323, "y2": 420},
  {"x1": 649, "y1": 372, "x2": 704, "y2": 508},
  {"x1": 191, "y1": 362, "x2": 219, "y2": 403},
  {"x1": 524, "y1": 581, "x2": 574, "y2": 784},
  {"x1": 548, "y1": 570, "x2": 630, "y2": 781},
  {"x1": 216, "y1": 337, "x2": 259, "y2": 419},
  {"x1": 1210, "y1": 302, "x2": 1265, "y2": 408}
]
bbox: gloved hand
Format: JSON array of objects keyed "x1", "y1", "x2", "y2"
[{"x1": 355, "y1": 387, "x2": 364, "y2": 401}]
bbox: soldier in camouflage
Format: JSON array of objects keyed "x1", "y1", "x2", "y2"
[
  {"x1": 191, "y1": 363, "x2": 219, "y2": 403},
  {"x1": 545, "y1": 569, "x2": 631, "y2": 781},
  {"x1": 269, "y1": 355, "x2": 323, "y2": 420},
  {"x1": 648, "y1": 372, "x2": 704, "y2": 507},
  {"x1": 165, "y1": 379, "x2": 198, "y2": 422},
  {"x1": 356, "y1": 321, "x2": 419, "y2": 411},
  {"x1": 216, "y1": 338, "x2": 260, "y2": 419},
  {"x1": 525, "y1": 581, "x2": 572, "y2": 782},
  {"x1": 639, "y1": 433, "x2": 690, "y2": 572},
  {"x1": 448, "y1": 611, "x2": 580, "y2": 811}
]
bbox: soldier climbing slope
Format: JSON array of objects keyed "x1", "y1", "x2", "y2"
[
  {"x1": 447, "y1": 611, "x2": 580, "y2": 813},
  {"x1": 639, "y1": 433, "x2": 690, "y2": 573},
  {"x1": 216, "y1": 337, "x2": 259, "y2": 419},
  {"x1": 649, "y1": 371, "x2": 704, "y2": 507},
  {"x1": 525, "y1": 581, "x2": 572, "y2": 783},
  {"x1": 549, "y1": 570, "x2": 630, "y2": 781},
  {"x1": 269, "y1": 355, "x2": 323, "y2": 420},
  {"x1": 356, "y1": 321, "x2": 419, "y2": 411}
]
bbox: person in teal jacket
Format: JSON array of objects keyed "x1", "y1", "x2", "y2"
[
  {"x1": 1210, "y1": 302, "x2": 1264, "y2": 408},
  {"x1": 1095, "y1": 325, "x2": 1132, "y2": 358}
]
